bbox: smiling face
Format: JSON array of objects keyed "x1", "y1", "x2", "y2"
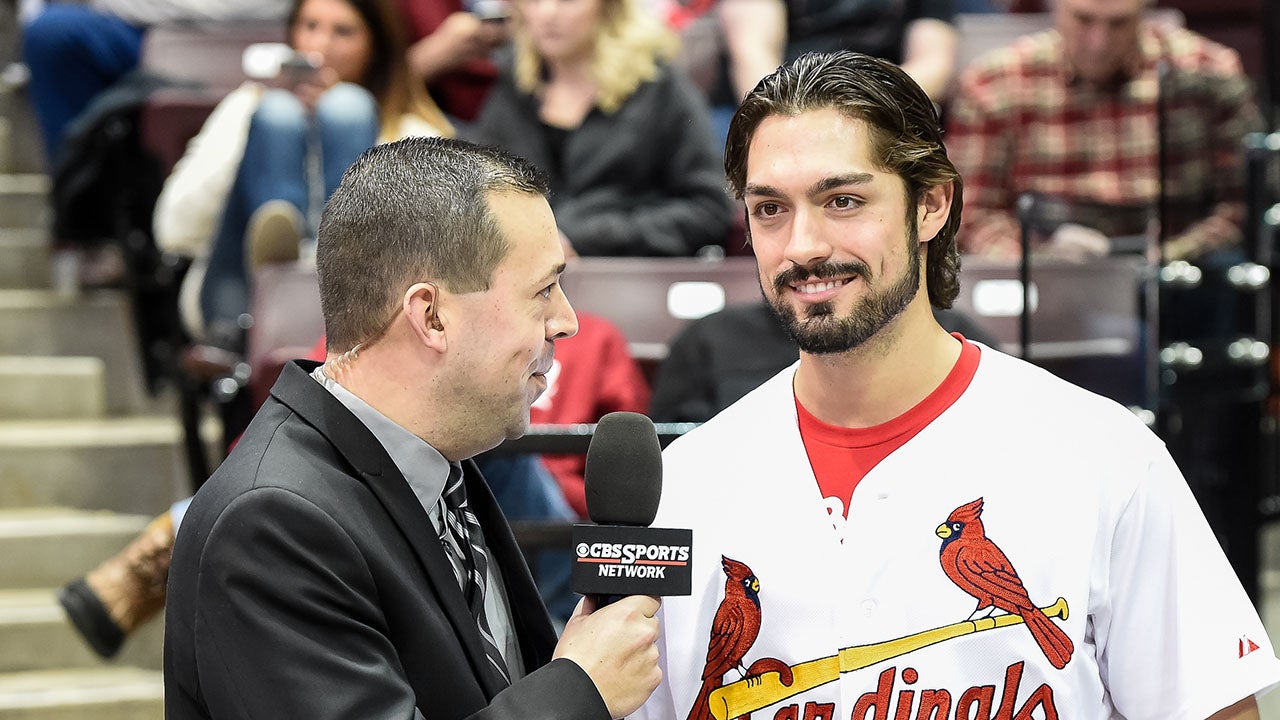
[
  {"x1": 443, "y1": 190, "x2": 578, "y2": 445},
  {"x1": 744, "y1": 108, "x2": 929, "y2": 355}
]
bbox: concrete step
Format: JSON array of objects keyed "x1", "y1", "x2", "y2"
[
  {"x1": 0, "y1": 290, "x2": 148, "y2": 415},
  {"x1": 0, "y1": 590, "x2": 162, "y2": 673},
  {"x1": 0, "y1": 230, "x2": 50, "y2": 289},
  {"x1": 0, "y1": 357, "x2": 106, "y2": 420},
  {"x1": 0, "y1": 419, "x2": 186, "y2": 516},
  {"x1": 0, "y1": 87, "x2": 45, "y2": 177},
  {"x1": 0, "y1": 509, "x2": 153, "y2": 590},
  {"x1": 0, "y1": 668, "x2": 163, "y2": 720},
  {"x1": 0, "y1": 174, "x2": 49, "y2": 230}
]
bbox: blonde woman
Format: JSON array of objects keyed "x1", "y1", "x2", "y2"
[{"x1": 466, "y1": 0, "x2": 731, "y2": 257}]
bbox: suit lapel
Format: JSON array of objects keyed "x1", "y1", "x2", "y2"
[
  {"x1": 461, "y1": 459, "x2": 559, "y2": 673},
  {"x1": 270, "y1": 361, "x2": 506, "y2": 696}
]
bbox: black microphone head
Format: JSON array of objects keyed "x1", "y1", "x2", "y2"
[{"x1": 584, "y1": 411, "x2": 662, "y2": 527}]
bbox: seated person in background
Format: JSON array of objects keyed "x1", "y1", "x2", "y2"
[
  {"x1": 529, "y1": 311, "x2": 650, "y2": 517},
  {"x1": 399, "y1": 0, "x2": 511, "y2": 123},
  {"x1": 22, "y1": 0, "x2": 289, "y2": 165},
  {"x1": 153, "y1": 0, "x2": 452, "y2": 362},
  {"x1": 946, "y1": 0, "x2": 1262, "y2": 262},
  {"x1": 22, "y1": 0, "x2": 291, "y2": 285},
  {"x1": 718, "y1": 0, "x2": 958, "y2": 105},
  {"x1": 651, "y1": 302, "x2": 998, "y2": 423},
  {"x1": 464, "y1": 0, "x2": 732, "y2": 257}
]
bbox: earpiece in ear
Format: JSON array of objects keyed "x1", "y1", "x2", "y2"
[{"x1": 425, "y1": 305, "x2": 444, "y2": 332}]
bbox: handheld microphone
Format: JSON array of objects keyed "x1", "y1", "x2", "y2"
[{"x1": 571, "y1": 412, "x2": 692, "y2": 605}]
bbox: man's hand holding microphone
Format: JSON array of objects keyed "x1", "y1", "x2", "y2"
[{"x1": 550, "y1": 412, "x2": 692, "y2": 718}]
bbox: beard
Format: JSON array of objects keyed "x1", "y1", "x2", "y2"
[{"x1": 766, "y1": 232, "x2": 922, "y2": 355}]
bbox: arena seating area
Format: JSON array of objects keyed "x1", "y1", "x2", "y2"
[{"x1": 0, "y1": 1, "x2": 1276, "y2": 715}]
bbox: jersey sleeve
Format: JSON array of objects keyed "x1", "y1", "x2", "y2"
[{"x1": 1097, "y1": 446, "x2": 1280, "y2": 719}]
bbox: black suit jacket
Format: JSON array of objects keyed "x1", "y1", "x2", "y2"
[{"x1": 165, "y1": 361, "x2": 609, "y2": 720}]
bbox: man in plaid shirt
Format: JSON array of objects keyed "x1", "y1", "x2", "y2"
[{"x1": 946, "y1": 0, "x2": 1262, "y2": 261}]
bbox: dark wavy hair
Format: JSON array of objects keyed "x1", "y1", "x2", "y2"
[{"x1": 725, "y1": 51, "x2": 963, "y2": 308}]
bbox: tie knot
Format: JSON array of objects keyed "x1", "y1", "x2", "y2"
[{"x1": 442, "y1": 463, "x2": 467, "y2": 513}]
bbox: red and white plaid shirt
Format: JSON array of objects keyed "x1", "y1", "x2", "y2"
[{"x1": 947, "y1": 23, "x2": 1262, "y2": 258}]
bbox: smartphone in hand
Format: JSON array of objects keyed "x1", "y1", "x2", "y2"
[
  {"x1": 242, "y1": 43, "x2": 320, "y2": 86},
  {"x1": 472, "y1": 0, "x2": 510, "y2": 22}
]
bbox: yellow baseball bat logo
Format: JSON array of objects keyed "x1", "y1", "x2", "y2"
[{"x1": 707, "y1": 597, "x2": 1069, "y2": 720}]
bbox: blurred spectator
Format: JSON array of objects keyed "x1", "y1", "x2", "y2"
[
  {"x1": 22, "y1": 0, "x2": 290, "y2": 164},
  {"x1": 651, "y1": 301, "x2": 998, "y2": 422},
  {"x1": 464, "y1": 0, "x2": 732, "y2": 256},
  {"x1": 947, "y1": 0, "x2": 1263, "y2": 262},
  {"x1": 529, "y1": 311, "x2": 649, "y2": 517},
  {"x1": 699, "y1": 0, "x2": 956, "y2": 147},
  {"x1": 719, "y1": 0, "x2": 958, "y2": 103},
  {"x1": 399, "y1": 0, "x2": 510, "y2": 122},
  {"x1": 153, "y1": 0, "x2": 452, "y2": 363},
  {"x1": 947, "y1": 0, "x2": 1265, "y2": 560}
]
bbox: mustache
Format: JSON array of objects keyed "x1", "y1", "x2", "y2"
[
  {"x1": 772, "y1": 261, "x2": 871, "y2": 295},
  {"x1": 534, "y1": 347, "x2": 556, "y2": 374}
]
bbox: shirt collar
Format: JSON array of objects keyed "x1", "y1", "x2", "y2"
[{"x1": 311, "y1": 366, "x2": 452, "y2": 530}]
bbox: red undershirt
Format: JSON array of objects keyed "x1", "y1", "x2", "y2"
[{"x1": 796, "y1": 336, "x2": 981, "y2": 519}]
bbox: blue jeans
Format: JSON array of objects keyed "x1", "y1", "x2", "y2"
[
  {"x1": 22, "y1": 5, "x2": 145, "y2": 164},
  {"x1": 200, "y1": 85, "x2": 379, "y2": 349}
]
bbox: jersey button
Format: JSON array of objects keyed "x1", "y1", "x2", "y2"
[{"x1": 860, "y1": 599, "x2": 877, "y2": 615}]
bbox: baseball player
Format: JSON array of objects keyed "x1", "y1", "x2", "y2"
[{"x1": 632, "y1": 51, "x2": 1280, "y2": 720}]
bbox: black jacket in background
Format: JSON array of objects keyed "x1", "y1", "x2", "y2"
[{"x1": 465, "y1": 61, "x2": 732, "y2": 257}]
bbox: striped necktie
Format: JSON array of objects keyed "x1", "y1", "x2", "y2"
[{"x1": 438, "y1": 464, "x2": 511, "y2": 684}]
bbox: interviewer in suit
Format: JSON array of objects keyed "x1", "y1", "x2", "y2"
[{"x1": 164, "y1": 136, "x2": 662, "y2": 719}]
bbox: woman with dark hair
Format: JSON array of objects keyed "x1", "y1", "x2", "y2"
[{"x1": 153, "y1": 0, "x2": 453, "y2": 361}]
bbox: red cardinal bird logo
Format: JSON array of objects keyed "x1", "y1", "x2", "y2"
[
  {"x1": 689, "y1": 556, "x2": 765, "y2": 720},
  {"x1": 936, "y1": 498, "x2": 1074, "y2": 669}
]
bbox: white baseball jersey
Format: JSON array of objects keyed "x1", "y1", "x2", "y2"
[{"x1": 634, "y1": 345, "x2": 1280, "y2": 720}]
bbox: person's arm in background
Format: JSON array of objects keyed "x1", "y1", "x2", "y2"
[
  {"x1": 406, "y1": 10, "x2": 508, "y2": 84},
  {"x1": 900, "y1": 17, "x2": 957, "y2": 102},
  {"x1": 1162, "y1": 52, "x2": 1262, "y2": 262},
  {"x1": 719, "y1": 0, "x2": 785, "y2": 100}
]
